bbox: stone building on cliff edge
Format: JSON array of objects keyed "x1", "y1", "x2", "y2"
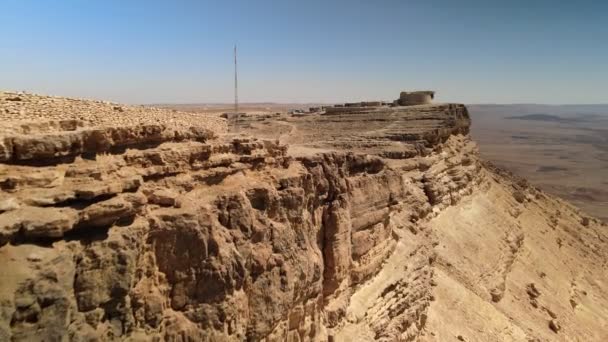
[
  {"x1": 323, "y1": 90, "x2": 437, "y2": 114},
  {"x1": 397, "y1": 90, "x2": 435, "y2": 106}
]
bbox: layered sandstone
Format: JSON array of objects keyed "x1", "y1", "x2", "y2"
[{"x1": 0, "y1": 91, "x2": 607, "y2": 341}]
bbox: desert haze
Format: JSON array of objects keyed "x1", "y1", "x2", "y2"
[{"x1": 470, "y1": 104, "x2": 608, "y2": 222}]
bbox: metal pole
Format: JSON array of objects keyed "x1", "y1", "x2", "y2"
[{"x1": 234, "y1": 45, "x2": 239, "y2": 131}]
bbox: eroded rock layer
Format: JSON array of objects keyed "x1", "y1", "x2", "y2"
[{"x1": 1, "y1": 92, "x2": 607, "y2": 341}]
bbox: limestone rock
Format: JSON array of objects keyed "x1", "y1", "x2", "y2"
[
  {"x1": 147, "y1": 188, "x2": 178, "y2": 207},
  {"x1": 549, "y1": 319, "x2": 561, "y2": 333},
  {"x1": 0, "y1": 197, "x2": 19, "y2": 212},
  {"x1": 0, "y1": 92, "x2": 607, "y2": 342}
]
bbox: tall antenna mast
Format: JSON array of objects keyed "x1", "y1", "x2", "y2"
[
  {"x1": 233, "y1": 44, "x2": 239, "y2": 132},
  {"x1": 234, "y1": 44, "x2": 239, "y2": 114}
]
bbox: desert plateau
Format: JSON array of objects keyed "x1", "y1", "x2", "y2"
[
  {"x1": 2, "y1": 1, "x2": 607, "y2": 341},
  {"x1": 0, "y1": 91, "x2": 607, "y2": 341}
]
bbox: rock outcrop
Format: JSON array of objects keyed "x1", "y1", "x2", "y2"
[{"x1": 1, "y1": 91, "x2": 607, "y2": 341}]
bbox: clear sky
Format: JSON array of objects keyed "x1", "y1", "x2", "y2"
[{"x1": 1, "y1": 0, "x2": 607, "y2": 104}]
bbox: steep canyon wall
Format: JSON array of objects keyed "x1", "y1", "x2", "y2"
[{"x1": 1, "y1": 93, "x2": 607, "y2": 341}]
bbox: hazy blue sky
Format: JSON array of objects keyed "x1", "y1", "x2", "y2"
[{"x1": 1, "y1": 0, "x2": 607, "y2": 104}]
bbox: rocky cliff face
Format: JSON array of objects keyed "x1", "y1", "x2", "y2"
[{"x1": 1, "y1": 92, "x2": 607, "y2": 341}]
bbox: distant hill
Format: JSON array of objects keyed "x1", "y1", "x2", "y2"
[{"x1": 506, "y1": 113, "x2": 576, "y2": 122}]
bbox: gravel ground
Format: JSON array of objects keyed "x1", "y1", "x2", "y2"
[{"x1": 0, "y1": 91, "x2": 227, "y2": 135}]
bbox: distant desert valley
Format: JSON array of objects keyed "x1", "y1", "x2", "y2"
[{"x1": 469, "y1": 104, "x2": 608, "y2": 222}]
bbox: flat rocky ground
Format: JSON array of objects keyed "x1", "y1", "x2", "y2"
[{"x1": 0, "y1": 91, "x2": 227, "y2": 135}]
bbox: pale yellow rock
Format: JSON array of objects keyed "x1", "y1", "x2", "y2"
[{"x1": 0, "y1": 91, "x2": 606, "y2": 342}]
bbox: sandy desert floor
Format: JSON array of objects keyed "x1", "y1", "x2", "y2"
[{"x1": 469, "y1": 104, "x2": 608, "y2": 222}]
